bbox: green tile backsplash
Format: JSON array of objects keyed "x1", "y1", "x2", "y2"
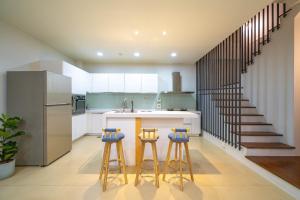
[{"x1": 86, "y1": 93, "x2": 196, "y2": 110}]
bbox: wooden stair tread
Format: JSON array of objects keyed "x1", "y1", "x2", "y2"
[
  {"x1": 217, "y1": 106, "x2": 255, "y2": 108},
  {"x1": 220, "y1": 113, "x2": 264, "y2": 116},
  {"x1": 241, "y1": 142, "x2": 295, "y2": 149},
  {"x1": 227, "y1": 122, "x2": 272, "y2": 125},
  {"x1": 213, "y1": 99, "x2": 249, "y2": 101},
  {"x1": 240, "y1": 131, "x2": 283, "y2": 136}
]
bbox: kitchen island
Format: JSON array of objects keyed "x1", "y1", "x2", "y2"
[{"x1": 102, "y1": 110, "x2": 199, "y2": 166}]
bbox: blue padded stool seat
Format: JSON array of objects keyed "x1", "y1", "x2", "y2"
[
  {"x1": 102, "y1": 133, "x2": 125, "y2": 142},
  {"x1": 168, "y1": 133, "x2": 189, "y2": 142}
]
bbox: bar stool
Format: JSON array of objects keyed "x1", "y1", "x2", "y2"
[
  {"x1": 99, "y1": 128, "x2": 128, "y2": 192},
  {"x1": 135, "y1": 128, "x2": 160, "y2": 188},
  {"x1": 162, "y1": 128, "x2": 194, "y2": 191}
]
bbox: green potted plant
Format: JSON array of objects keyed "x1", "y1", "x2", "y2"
[{"x1": 0, "y1": 114, "x2": 26, "y2": 179}]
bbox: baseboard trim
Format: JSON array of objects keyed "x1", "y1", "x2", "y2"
[{"x1": 203, "y1": 131, "x2": 300, "y2": 200}]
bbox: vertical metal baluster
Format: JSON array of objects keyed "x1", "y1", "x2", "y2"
[
  {"x1": 277, "y1": 3, "x2": 280, "y2": 29},
  {"x1": 251, "y1": 17, "x2": 254, "y2": 64},
  {"x1": 258, "y1": 11, "x2": 261, "y2": 54},
  {"x1": 272, "y1": 3, "x2": 275, "y2": 32},
  {"x1": 226, "y1": 37, "x2": 229, "y2": 144},
  {"x1": 217, "y1": 44, "x2": 220, "y2": 140},
  {"x1": 211, "y1": 50, "x2": 214, "y2": 136},
  {"x1": 205, "y1": 55, "x2": 208, "y2": 131},
  {"x1": 254, "y1": 15, "x2": 257, "y2": 56},
  {"x1": 247, "y1": 21, "x2": 250, "y2": 65},
  {"x1": 235, "y1": 30, "x2": 238, "y2": 148},
  {"x1": 283, "y1": 3, "x2": 287, "y2": 17},
  {"x1": 263, "y1": 9, "x2": 265, "y2": 45},
  {"x1": 221, "y1": 41, "x2": 224, "y2": 141},
  {"x1": 196, "y1": 61, "x2": 198, "y2": 110},
  {"x1": 239, "y1": 28, "x2": 242, "y2": 150},
  {"x1": 214, "y1": 48, "x2": 217, "y2": 138},
  {"x1": 231, "y1": 33, "x2": 234, "y2": 146},
  {"x1": 243, "y1": 25, "x2": 246, "y2": 72},
  {"x1": 267, "y1": 5, "x2": 270, "y2": 42}
]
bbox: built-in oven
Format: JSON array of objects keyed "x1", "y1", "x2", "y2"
[{"x1": 72, "y1": 95, "x2": 86, "y2": 115}]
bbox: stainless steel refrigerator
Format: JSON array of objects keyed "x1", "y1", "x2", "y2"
[{"x1": 7, "y1": 71, "x2": 72, "y2": 166}]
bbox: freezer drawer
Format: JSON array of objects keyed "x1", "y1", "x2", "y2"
[{"x1": 44, "y1": 104, "x2": 72, "y2": 165}]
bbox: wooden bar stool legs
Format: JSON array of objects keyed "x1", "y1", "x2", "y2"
[
  {"x1": 100, "y1": 141, "x2": 128, "y2": 192},
  {"x1": 163, "y1": 140, "x2": 194, "y2": 191},
  {"x1": 135, "y1": 141, "x2": 160, "y2": 188},
  {"x1": 184, "y1": 142, "x2": 194, "y2": 182},
  {"x1": 151, "y1": 142, "x2": 160, "y2": 187}
]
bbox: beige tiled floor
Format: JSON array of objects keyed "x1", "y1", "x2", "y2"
[{"x1": 0, "y1": 136, "x2": 294, "y2": 200}]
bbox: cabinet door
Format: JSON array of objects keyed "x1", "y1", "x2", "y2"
[
  {"x1": 124, "y1": 73, "x2": 142, "y2": 93},
  {"x1": 108, "y1": 73, "x2": 124, "y2": 92},
  {"x1": 91, "y1": 73, "x2": 109, "y2": 92},
  {"x1": 63, "y1": 62, "x2": 87, "y2": 95},
  {"x1": 72, "y1": 114, "x2": 87, "y2": 141},
  {"x1": 91, "y1": 114, "x2": 103, "y2": 134},
  {"x1": 141, "y1": 74, "x2": 158, "y2": 93}
]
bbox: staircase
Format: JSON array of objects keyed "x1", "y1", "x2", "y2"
[
  {"x1": 196, "y1": 2, "x2": 294, "y2": 154},
  {"x1": 213, "y1": 88, "x2": 295, "y2": 156}
]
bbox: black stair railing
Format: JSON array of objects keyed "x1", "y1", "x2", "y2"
[{"x1": 196, "y1": 2, "x2": 290, "y2": 149}]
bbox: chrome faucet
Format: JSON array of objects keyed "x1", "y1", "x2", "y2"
[
  {"x1": 121, "y1": 98, "x2": 128, "y2": 112},
  {"x1": 131, "y1": 100, "x2": 134, "y2": 113}
]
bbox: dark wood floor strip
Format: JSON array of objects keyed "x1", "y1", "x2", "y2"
[
  {"x1": 242, "y1": 142, "x2": 295, "y2": 149},
  {"x1": 246, "y1": 156, "x2": 300, "y2": 189}
]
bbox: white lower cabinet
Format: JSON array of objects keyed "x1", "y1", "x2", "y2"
[
  {"x1": 183, "y1": 113, "x2": 201, "y2": 136},
  {"x1": 72, "y1": 114, "x2": 87, "y2": 141},
  {"x1": 87, "y1": 113, "x2": 103, "y2": 135}
]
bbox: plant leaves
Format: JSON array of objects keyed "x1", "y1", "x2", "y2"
[
  {"x1": 0, "y1": 130, "x2": 10, "y2": 138},
  {"x1": 7, "y1": 131, "x2": 26, "y2": 140}
]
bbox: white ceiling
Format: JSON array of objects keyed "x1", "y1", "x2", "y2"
[{"x1": 0, "y1": 0, "x2": 272, "y2": 65}]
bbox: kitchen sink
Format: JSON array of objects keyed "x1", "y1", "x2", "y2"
[{"x1": 113, "y1": 110, "x2": 137, "y2": 113}]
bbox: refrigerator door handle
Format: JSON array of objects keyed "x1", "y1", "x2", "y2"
[{"x1": 45, "y1": 103, "x2": 71, "y2": 106}]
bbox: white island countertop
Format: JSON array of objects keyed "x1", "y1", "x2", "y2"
[{"x1": 104, "y1": 110, "x2": 198, "y2": 118}]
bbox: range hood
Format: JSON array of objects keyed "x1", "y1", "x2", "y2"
[{"x1": 161, "y1": 72, "x2": 194, "y2": 94}]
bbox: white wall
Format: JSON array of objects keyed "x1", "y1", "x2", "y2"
[
  {"x1": 294, "y1": 11, "x2": 300, "y2": 154},
  {"x1": 0, "y1": 21, "x2": 73, "y2": 114},
  {"x1": 84, "y1": 63, "x2": 196, "y2": 92},
  {"x1": 242, "y1": 4, "x2": 300, "y2": 153}
]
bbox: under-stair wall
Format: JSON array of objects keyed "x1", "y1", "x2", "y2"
[{"x1": 242, "y1": 3, "x2": 300, "y2": 154}]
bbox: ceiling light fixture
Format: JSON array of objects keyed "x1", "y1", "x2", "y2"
[
  {"x1": 133, "y1": 52, "x2": 140, "y2": 57},
  {"x1": 170, "y1": 52, "x2": 177, "y2": 57},
  {"x1": 162, "y1": 31, "x2": 167, "y2": 36},
  {"x1": 97, "y1": 52, "x2": 103, "y2": 56},
  {"x1": 134, "y1": 30, "x2": 139, "y2": 35}
]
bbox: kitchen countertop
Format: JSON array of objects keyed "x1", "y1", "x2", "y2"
[{"x1": 103, "y1": 110, "x2": 199, "y2": 118}]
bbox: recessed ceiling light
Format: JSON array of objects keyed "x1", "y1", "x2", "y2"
[
  {"x1": 134, "y1": 30, "x2": 139, "y2": 35},
  {"x1": 97, "y1": 52, "x2": 103, "y2": 56},
  {"x1": 170, "y1": 52, "x2": 177, "y2": 57},
  {"x1": 162, "y1": 31, "x2": 167, "y2": 36},
  {"x1": 133, "y1": 52, "x2": 140, "y2": 57}
]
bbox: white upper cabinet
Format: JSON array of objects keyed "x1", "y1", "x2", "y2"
[
  {"x1": 108, "y1": 73, "x2": 124, "y2": 92},
  {"x1": 141, "y1": 74, "x2": 158, "y2": 93},
  {"x1": 91, "y1": 73, "x2": 109, "y2": 93},
  {"x1": 89, "y1": 73, "x2": 158, "y2": 93},
  {"x1": 124, "y1": 73, "x2": 142, "y2": 93},
  {"x1": 62, "y1": 62, "x2": 90, "y2": 95}
]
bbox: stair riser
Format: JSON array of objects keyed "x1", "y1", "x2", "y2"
[
  {"x1": 220, "y1": 108, "x2": 258, "y2": 114},
  {"x1": 241, "y1": 136, "x2": 281, "y2": 143},
  {"x1": 215, "y1": 89, "x2": 245, "y2": 94},
  {"x1": 215, "y1": 101, "x2": 251, "y2": 107},
  {"x1": 240, "y1": 125, "x2": 274, "y2": 132},
  {"x1": 243, "y1": 148, "x2": 296, "y2": 156},
  {"x1": 211, "y1": 94, "x2": 244, "y2": 99},
  {"x1": 225, "y1": 116, "x2": 266, "y2": 123}
]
